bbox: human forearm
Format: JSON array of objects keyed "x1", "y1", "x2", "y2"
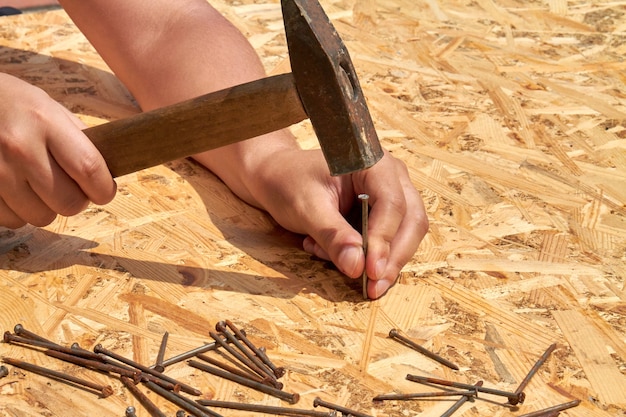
[{"x1": 59, "y1": 0, "x2": 298, "y2": 207}]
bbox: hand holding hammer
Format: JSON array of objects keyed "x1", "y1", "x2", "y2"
[{"x1": 0, "y1": 0, "x2": 428, "y2": 298}]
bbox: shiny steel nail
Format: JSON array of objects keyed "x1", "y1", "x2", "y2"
[
  {"x1": 359, "y1": 193, "x2": 369, "y2": 300},
  {"x1": 389, "y1": 329, "x2": 459, "y2": 371},
  {"x1": 515, "y1": 343, "x2": 556, "y2": 396},
  {"x1": 440, "y1": 381, "x2": 483, "y2": 417},
  {"x1": 406, "y1": 374, "x2": 525, "y2": 405},
  {"x1": 3, "y1": 356, "x2": 113, "y2": 397},
  {"x1": 120, "y1": 376, "x2": 168, "y2": 417},
  {"x1": 517, "y1": 399, "x2": 580, "y2": 417},
  {"x1": 124, "y1": 406, "x2": 137, "y2": 417},
  {"x1": 197, "y1": 399, "x2": 338, "y2": 416},
  {"x1": 313, "y1": 396, "x2": 372, "y2": 417},
  {"x1": 188, "y1": 360, "x2": 299, "y2": 404}
]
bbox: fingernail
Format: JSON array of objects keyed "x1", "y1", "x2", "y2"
[
  {"x1": 338, "y1": 245, "x2": 362, "y2": 277},
  {"x1": 375, "y1": 258, "x2": 388, "y2": 280},
  {"x1": 302, "y1": 237, "x2": 315, "y2": 254},
  {"x1": 371, "y1": 279, "x2": 391, "y2": 299}
]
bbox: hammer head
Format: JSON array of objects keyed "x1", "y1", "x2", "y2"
[{"x1": 282, "y1": 0, "x2": 383, "y2": 176}]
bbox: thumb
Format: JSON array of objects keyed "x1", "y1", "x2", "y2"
[{"x1": 303, "y1": 210, "x2": 365, "y2": 278}]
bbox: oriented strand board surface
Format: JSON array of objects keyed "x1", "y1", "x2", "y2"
[{"x1": 1, "y1": 1, "x2": 625, "y2": 416}]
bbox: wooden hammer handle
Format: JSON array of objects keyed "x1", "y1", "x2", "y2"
[{"x1": 83, "y1": 73, "x2": 306, "y2": 178}]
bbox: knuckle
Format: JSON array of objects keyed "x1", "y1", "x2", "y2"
[
  {"x1": 415, "y1": 210, "x2": 429, "y2": 236},
  {"x1": 0, "y1": 128, "x2": 33, "y2": 164},
  {"x1": 77, "y1": 151, "x2": 105, "y2": 180},
  {"x1": 387, "y1": 193, "x2": 408, "y2": 215}
]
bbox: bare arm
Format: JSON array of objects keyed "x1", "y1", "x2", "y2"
[
  {"x1": 58, "y1": 0, "x2": 297, "y2": 207},
  {"x1": 56, "y1": 0, "x2": 428, "y2": 298}
]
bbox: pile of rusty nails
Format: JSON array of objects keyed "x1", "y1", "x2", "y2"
[
  {"x1": 2, "y1": 321, "x2": 349, "y2": 417},
  {"x1": 380, "y1": 329, "x2": 581, "y2": 417},
  {"x1": 0, "y1": 323, "x2": 582, "y2": 417}
]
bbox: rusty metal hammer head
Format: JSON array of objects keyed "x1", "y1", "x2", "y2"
[{"x1": 282, "y1": 0, "x2": 383, "y2": 176}]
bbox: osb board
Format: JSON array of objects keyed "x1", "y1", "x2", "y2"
[{"x1": 0, "y1": 0, "x2": 625, "y2": 416}]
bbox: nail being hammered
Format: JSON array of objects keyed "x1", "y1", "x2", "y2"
[{"x1": 359, "y1": 193, "x2": 369, "y2": 300}]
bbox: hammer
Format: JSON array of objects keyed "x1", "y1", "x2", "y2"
[{"x1": 83, "y1": 0, "x2": 383, "y2": 177}]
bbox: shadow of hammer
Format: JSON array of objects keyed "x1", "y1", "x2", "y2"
[{"x1": 84, "y1": 0, "x2": 383, "y2": 177}]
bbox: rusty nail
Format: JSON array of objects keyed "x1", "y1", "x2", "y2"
[
  {"x1": 70, "y1": 343, "x2": 177, "y2": 390},
  {"x1": 389, "y1": 329, "x2": 459, "y2": 371},
  {"x1": 313, "y1": 397, "x2": 372, "y2": 417},
  {"x1": 13, "y1": 324, "x2": 58, "y2": 346},
  {"x1": 517, "y1": 399, "x2": 581, "y2": 417},
  {"x1": 155, "y1": 331, "x2": 241, "y2": 369},
  {"x1": 4, "y1": 332, "x2": 103, "y2": 361},
  {"x1": 373, "y1": 389, "x2": 478, "y2": 401},
  {"x1": 44, "y1": 349, "x2": 141, "y2": 382},
  {"x1": 94, "y1": 344, "x2": 201, "y2": 396},
  {"x1": 196, "y1": 353, "x2": 281, "y2": 389},
  {"x1": 515, "y1": 343, "x2": 557, "y2": 396},
  {"x1": 439, "y1": 381, "x2": 483, "y2": 417},
  {"x1": 120, "y1": 376, "x2": 168, "y2": 417},
  {"x1": 143, "y1": 380, "x2": 222, "y2": 417},
  {"x1": 223, "y1": 320, "x2": 285, "y2": 378},
  {"x1": 188, "y1": 360, "x2": 299, "y2": 404},
  {"x1": 214, "y1": 323, "x2": 278, "y2": 384},
  {"x1": 70, "y1": 343, "x2": 143, "y2": 374},
  {"x1": 197, "y1": 399, "x2": 338, "y2": 416},
  {"x1": 208, "y1": 330, "x2": 279, "y2": 387},
  {"x1": 153, "y1": 331, "x2": 169, "y2": 373},
  {"x1": 359, "y1": 194, "x2": 369, "y2": 300},
  {"x1": 406, "y1": 374, "x2": 524, "y2": 405},
  {"x1": 3, "y1": 356, "x2": 114, "y2": 397}
]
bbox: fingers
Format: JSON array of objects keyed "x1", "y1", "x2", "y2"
[
  {"x1": 0, "y1": 76, "x2": 116, "y2": 228},
  {"x1": 0, "y1": 176, "x2": 57, "y2": 227},
  {"x1": 368, "y1": 174, "x2": 428, "y2": 298},
  {"x1": 26, "y1": 149, "x2": 92, "y2": 217},
  {"x1": 0, "y1": 197, "x2": 27, "y2": 229},
  {"x1": 358, "y1": 152, "x2": 429, "y2": 299},
  {"x1": 47, "y1": 110, "x2": 117, "y2": 206},
  {"x1": 303, "y1": 204, "x2": 365, "y2": 278}
]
